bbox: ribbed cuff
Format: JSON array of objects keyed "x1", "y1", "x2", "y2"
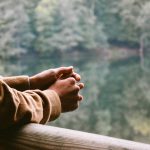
[
  {"x1": 2, "y1": 75, "x2": 30, "y2": 91},
  {"x1": 43, "y1": 90, "x2": 61, "y2": 121}
]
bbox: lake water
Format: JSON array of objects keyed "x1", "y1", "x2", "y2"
[{"x1": 7, "y1": 51, "x2": 150, "y2": 144}]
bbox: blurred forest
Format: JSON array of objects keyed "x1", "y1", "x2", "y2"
[{"x1": 1, "y1": 0, "x2": 150, "y2": 143}]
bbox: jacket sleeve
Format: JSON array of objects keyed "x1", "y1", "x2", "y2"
[
  {"x1": 0, "y1": 79, "x2": 61, "y2": 129},
  {"x1": 1, "y1": 76, "x2": 30, "y2": 91}
]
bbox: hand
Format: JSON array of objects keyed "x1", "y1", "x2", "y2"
[
  {"x1": 29, "y1": 66, "x2": 81, "y2": 90},
  {"x1": 49, "y1": 77, "x2": 84, "y2": 112}
]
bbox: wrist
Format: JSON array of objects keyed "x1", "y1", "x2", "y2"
[
  {"x1": 29, "y1": 76, "x2": 36, "y2": 89},
  {"x1": 43, "y1": 89, "x2": 62, "y2": 120},
  {"x1": 28, "y1": 76, "x2": 31, "y2": 89}
]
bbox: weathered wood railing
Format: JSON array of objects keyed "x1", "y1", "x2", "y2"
[{"x1": 0, "y1": 123, "x2": 150, "y2": 150}]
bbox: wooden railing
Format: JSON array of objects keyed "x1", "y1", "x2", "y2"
[{"x1": 0, "y1": 123, "x2": 150, "y2": 150}]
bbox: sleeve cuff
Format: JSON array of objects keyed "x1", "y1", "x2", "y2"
[
  {"x1": 42, "y1": 90, "x2": 61, "y2": 121},
  {"x1": 2, "y1": 76, "x2": 30, "y2": 91}
]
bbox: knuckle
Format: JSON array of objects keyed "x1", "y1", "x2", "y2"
[
  {"x1": 68, "y1": 77, "x2": 76, "y2": 84},
  {"x1": 49, "y1": 69, "x2": 56, "y2": 76},
  {"x1": 75, "y1": 73, "x2": 81, "y2": 78},
  {"x1": 79, "y1": 95, "x2": 83, "y2": 101},
  {"x1": 74, "y1": 95, "x2": 81, "y2": 101},
  {"x1": 79, "y1": 83, "x2": 84, "y2": 89},
  {"x1": 75, "y1": 85, "x2": 80, "y2": 92}
]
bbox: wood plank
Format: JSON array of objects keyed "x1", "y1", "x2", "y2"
[{"x1": 0, "y1": 123, "x2": 150, "y2": 150}]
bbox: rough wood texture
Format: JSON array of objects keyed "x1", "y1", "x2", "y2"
[{"x1": 0, "y1": 123, "x2": 150, "y2": 150}]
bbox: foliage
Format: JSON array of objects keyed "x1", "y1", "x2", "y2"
[
  {"x1": 0, "y1": 0, "x2": 30, "y2": 75},
  {"x1": 34, "y1": 0, "x2": 107, "y2": 53},
  {"x1": 1, "y1": 0, "x2": 150, "y2": 143}
]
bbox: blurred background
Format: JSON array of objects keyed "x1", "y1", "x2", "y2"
[{"x1": 1, "y1": 0, "x2": 150, "y2": 144}]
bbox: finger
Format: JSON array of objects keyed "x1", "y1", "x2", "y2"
[
  {"x1": 71, "y1": 93, "x2": 83, "y2": 102},
  {"x1": 72, "y1": 73, "x2": 81, "y2": 82},
  {"x1": 78, "y1": 83, "x2": 84, "y2": 89},
  {"x1": 78, "y1": 95, "x2": 83, "y2": 101},
  {"x1": 67, "y1": 77, "x2": 76, "y2": 85},
  {"x1": 71, "y1": 83, "x2": 84, "y2": 95},
  {"x1": 56, "y1": 66, "x2": 73, "y2": 78},
  {"x1": 74, "y1": 84, "x2": 80, "y2": 93}
]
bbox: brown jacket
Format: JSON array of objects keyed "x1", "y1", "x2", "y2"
[{"x1": 0, "y1": 75, "x2": 61, "y2": 129}]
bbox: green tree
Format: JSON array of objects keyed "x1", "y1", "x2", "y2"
[
  {"x1": 0, "y1": 0, "x2": 31, "y2": 75},
  {"x1": 34, "y1": 0, "x2": 108, "y2": 54},
  {"x1": 118, "y1": 0, "x2": 150, "y2": 69}
]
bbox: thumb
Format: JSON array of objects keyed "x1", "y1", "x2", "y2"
[{"x1": 56, "y1": 66, "x2": 73, "y2": 78}]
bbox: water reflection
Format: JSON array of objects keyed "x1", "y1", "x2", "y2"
[{"x1": 10, "y1": 52, "x2": 150, "y2": 143}]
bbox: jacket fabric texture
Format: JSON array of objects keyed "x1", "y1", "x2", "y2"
[{"x1": 0, "y1": 75, "x2": 61, "y2": 129}]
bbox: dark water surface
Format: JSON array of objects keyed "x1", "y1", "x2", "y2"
[{"x1": 10, "y1": 52, "x2": 150, "y2": 144}]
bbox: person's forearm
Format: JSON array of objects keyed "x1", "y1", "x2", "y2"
[
  {"x1": 1, "y1": 75, "x2": 30, "y2": 91},
  {"x1": 0, "y1": 79, "x2": 61, "y2": 129},
  {"x1": 1, "y1": 67, "x2": 81, "y2": 91}
]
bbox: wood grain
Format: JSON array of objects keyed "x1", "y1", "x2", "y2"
[{"x1": 0, "y1": 123, "x2": 149, "y2": 150}]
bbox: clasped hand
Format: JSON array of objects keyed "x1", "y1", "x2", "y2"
[{"x1": 29, "y1": 66, "x2": 84, "y2": 112}]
